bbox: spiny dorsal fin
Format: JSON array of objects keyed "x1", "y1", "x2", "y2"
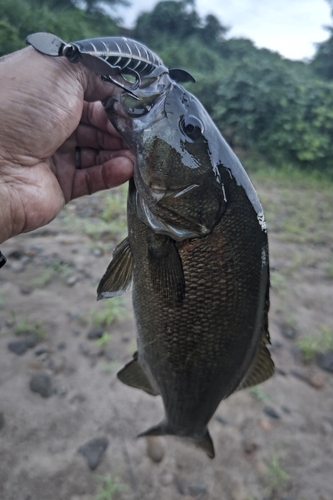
[
  {"x1": 236, "y1": 339, "x2": 275, "y2": 391},
  {"x1": 97, "y1": 237, "x2": 133, "y2": 300},
  {"x1": 117, "y1": 352, "x2": 159, "y2": 396}
]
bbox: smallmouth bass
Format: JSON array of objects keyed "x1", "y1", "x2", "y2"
[{"x1": 98, "y1": 63, "x2": 274, "y2": 459}]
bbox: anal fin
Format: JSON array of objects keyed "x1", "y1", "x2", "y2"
[
  {"x1": 117, "y1": 352, "x2": 159, "y2": 396},
  {"x1": 97, "y1": 237, "x2": 133, "y2": 300},
  {"x1": 237, "y1": 338, "x2": 275, "y2": 391}
]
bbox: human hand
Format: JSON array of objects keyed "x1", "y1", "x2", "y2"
[{"x1": 0, "y1": 47, "x2": 135, "y2": 244}]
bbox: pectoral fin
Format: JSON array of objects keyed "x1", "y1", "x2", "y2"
[
  {"x1": 236, "y1": 339, "x2": 275, "y2": 391},
  {"x1": 117, "y1": 352, "x2": 159, "y2": 396},
  {"x1": 97, "y1": 237, "x2": 133, "y2": 300},
  {"x1": 148, "y1": 234, "x2": 185, "y2": 306}
]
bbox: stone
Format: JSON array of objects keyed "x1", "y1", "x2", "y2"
[
  {"x1": 230, "y1": 483, "x2": 247, "y2": 500},
  {"x1": 259, "y1": 419, "x2": 272, "y2": 431},
  {"x1": 8, "y1": 340, "x2": 27, "y2": 356},
  {"x1": 66, "y1": 275, "x2": 79, "y2": 286},
  {"x1": 29, "y1": 372, "x2": 53, "y2": 398},
  {"x1": 215, "y1": 415, "x2": 228, "y2": 425},
  {"x1": 78, "y1": 437, "x2": 109, "y2": 470},
  {"x1": 188, "y1": 481, "x2": 207, "y2": 496},
  {"x1": 308, "y1": 372, "x2": 325, "y2": 389},
  {"x1": 316, "y1": 351, "x2": 333, "y2": 372},
  {"x1": 146, "y1": 436, "x2": 165, "y2": 463},
  {"x1": 173, "y1": 474, "x2": 187, "y2": 495},
  {"x1": 57, "y1": 342, "x2": 67, "y2": 350},
  {"x1": 243, "y1": 441, "x2": 258, "y2": 455},
  {"x1": 25, "y1": 334, "x2": 39, "y2": 349},
  {"x1": 87, "y1": 328, "x2": 104, "y2": 340},
  {"x1": 263, "y1": 406, "x2": 280, "y2": 419},
  {"x1": 0, "y1": 412, "x2": 5, "y2": 431}
]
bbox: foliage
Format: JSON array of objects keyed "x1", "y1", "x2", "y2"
[
  {"x1": 95, "y1": 474, "x2": 121, "y2": 500},
  {"x1": 91, "y1": 296, "x2": 127, "y2": 328},
  {"x1": 265, "y1": 454, "x2": 290, "y2": 494},
  {"x1": 14, "y1": 317, "x2": 47, "y2": 339},
  {"x1": 0, "y1": 0, "x2": 121, "y2": 56},
  {"x1": 297, "y1": 325, "x2": 333, "y2": 362},
  {"x1": 2, "y1": 0, "x2": 333, "y2": 173}
]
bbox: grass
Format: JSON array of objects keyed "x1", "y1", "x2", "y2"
[
  {"x1": 264, "y1": 454, "x2": 290, "y2": 496},
  {"x1": 91, "y1": 296, "x2": 127, "y2": 329},
  {"x1": 297, "y1": 325, "x2": 333, "y2": 362},
  {"x1": 62, "y1": 186, "x2": 128, "y2": 243},
  {"x1": 14, "y1": 317, "x2": 47, "y2": 340},
  {"x1": 32, "y1": 258, "x2": 74, "y2": 287},
  {"x1": 249, "y1": 386, "x2": 271, "y2": 404},
  {"x1": 95, "y1": 332, "x2": 112, "y2": 348},
  {"x1": 95, "y1": 474, "x2": 121, "y2": 500}
]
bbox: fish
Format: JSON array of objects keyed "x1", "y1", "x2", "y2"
[{"x1": 97, "y1": 63, "x2": 274, "y2": 459}]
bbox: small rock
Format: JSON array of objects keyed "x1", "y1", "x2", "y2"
[
  {"x1": 259, "y1": 419, "x2": 272, "y2": 431},
  {"x1": 280, "y1": 323, "x2": 297, "y2": 339},
  {"x1": 255, "y1": 460, "x2": 268, "y2": 477},
  {"x1": 263, "y1": 406, "x2": 280, "y2": 419},
  {"x1": 53, "y1": 386, "x2": 67, "y2": 398},
  {"x1": 78, "y1": 437, "x2": 109, "y2": 470},
  {"x1": 146, "y1": 436, "x2": 165, "y2": 463},
  {"x1": 0, "y1": 412, "x2": 5, "y2": 431},
  {"x1": 188, "y1": 481, "x2": 207, "y2": 497},
  {"x1": 308, "y1": 372, "x2": 325, "y2": 389},
  {"x1": 230, "y1": 483, "x2": 247, "y2": 500},
  {"x1": 243, "y1": 441, "x2": 258, "y2": 455},
  {"x1": 87, "y1": 328, "x2": 104, "y2": 340},
  {"x1": 276, "y1": 368, "x2": 287, "y2": 376},
  {"x1": 10, "y1": 261, "x2": 25, "y2": 273},
  {"x1": 8, "y1": 340, "x2": 27, "y2": 356},
  {"x1": 174, "y1": 474, "x2": 187, "y2": 495},
  {"x1": 29, "y1": 372, "x2": 52, "y2": 398},
  {"x1": 290, "y1": 369, "x2": 308, "y2": 382},
  {"x1": 93, "y1": 248, "x2": 103, "y2": 257},
  {"x1": 20, "y1": 286, "x2": 33, "y2": 295},
  {"x1": 66, "y1": 275, "x2": 79, "y2": 286},
  {"x1": 316, "y1": 351, "x2": 333, "y2": 372},
  {"x1": 79, "y1": 343, "x2": 91, "y2": 357},
  {"x1": 35, "y1": 347, "x2": 49, "y2": 356},
  {"x1": 25, "y1": 334, "x2": 39, "y2": 349},
  {"x1": 281, "y1": 406, "x2": 291, "y2": 414},
  {"x1": 47, "y1": 356, "x2": 66, "y2": 374},
  {"x1": 326, "y1": 418, "x2": 333, "y2": 429},
  {"x1": 160, "y1": 472, "x2": 174, "y2": 486},
  {"x1": 215, "y1": 415, "x2": 228, "y2": 425},
  {"x1": 57, "y1": 342, "x2": 67, "y2": 350}
]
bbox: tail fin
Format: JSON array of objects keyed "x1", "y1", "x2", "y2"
[
  {"x1": 138, "y1": 424, "x2": 215, "y2": 459},
  {"x1": 195, "y1": 430, "x2": 215, "y2": 459}
]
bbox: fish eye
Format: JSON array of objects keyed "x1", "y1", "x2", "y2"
[{"x1": 179, "y1": 116, "x2": 203, "y2": 141}]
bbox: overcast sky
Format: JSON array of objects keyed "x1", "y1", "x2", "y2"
[{"x1": 112, "y1": 0, "x2": 331, "y2": 61}]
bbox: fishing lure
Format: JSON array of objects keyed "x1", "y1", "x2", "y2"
[{"x1": 26, "y1": 32, "x2": 194, "y2": 97}]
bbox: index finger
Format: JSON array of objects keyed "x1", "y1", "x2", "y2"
[{"x1": 80, "y1": 101, "x2": 121, "y2": 138}]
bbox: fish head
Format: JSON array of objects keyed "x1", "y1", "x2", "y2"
[{"x1": 104, "y1": 79, "x2": 258, "y2": 240}]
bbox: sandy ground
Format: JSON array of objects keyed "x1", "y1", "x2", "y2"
[{"x1": 0, "y1": 180, "x2": 332, "y2": 500}]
